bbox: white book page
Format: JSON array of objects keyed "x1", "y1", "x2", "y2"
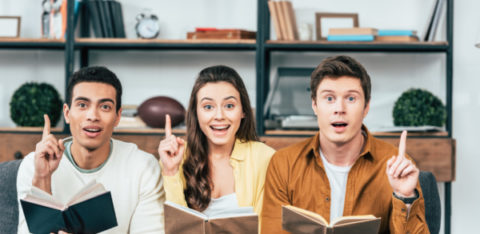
[
  {"x1": 23, "y1": 181, "x2": 108, "y2": 210},
  {"x1": 331, "y1": 215, "x2": 377, "y2": 226},
  {"x1": 67, "y1": 181, "x2": 107, "y2": 206},
  {"x1": 22, "y1": 193, "x2": 64, "y2": 210},
  {"x1": 164, "y1": 201, "x2": 208, "y2": 219}
]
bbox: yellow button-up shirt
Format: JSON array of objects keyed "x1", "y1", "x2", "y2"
[{"x1": 163, "y1": 139, "x2": 275, "y2": 215}]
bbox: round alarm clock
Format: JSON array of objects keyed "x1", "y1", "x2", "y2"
[{"x1": 135, "y1": 12, "x2": 160, "y2": 39}]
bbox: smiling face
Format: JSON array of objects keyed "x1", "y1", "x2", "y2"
[
  {"x1": 312, "y1": 76, "x2": 369, "y2": 146},
  {"x1": 196, "y1": 81, "x2": 245, "y2": 149},
  {"x1": 64, "y1": 82, "x2": 121, "y2": 153}
]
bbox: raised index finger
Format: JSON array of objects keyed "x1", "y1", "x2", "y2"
[
  {"x1": 165, "y1": 114, "x2": 172, "y2": 137},
  {"x1": 42, "y1": 114, "x2": 51, "y2": 139},
  {"x1": 398, "y1": 130, "x2": 407, "y2": 159}
]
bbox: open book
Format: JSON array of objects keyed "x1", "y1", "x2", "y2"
[
  {"x1": 164, "y1": 201, "x2": 258, "y2": 234},
  {"x1": 20, "y1": 181, "x2": 117, "y2": 234},
  {"x1": 282, "y1": 205, "x2": 381, "y2": 234}
]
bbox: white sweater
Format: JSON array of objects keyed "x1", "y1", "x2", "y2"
[{"x1": 17, "y1": 138, "x2": 165, "y2": 234}]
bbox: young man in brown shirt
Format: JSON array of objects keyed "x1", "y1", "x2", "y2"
[{"x1": 261, "y1": 55, "x2": 429, "y2": 234}]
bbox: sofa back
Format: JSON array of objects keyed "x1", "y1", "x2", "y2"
[{"x1": 0, "y1": 159, "x2": 22, "y2": 234}]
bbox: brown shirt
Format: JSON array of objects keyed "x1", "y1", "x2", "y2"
[{"x1": 261, "y1": 127, "x2": 429, "y2": 234}]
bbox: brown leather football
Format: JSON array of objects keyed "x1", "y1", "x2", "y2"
[{"x1": 137, "y1": 96, "x2": 186, "y2": 128}]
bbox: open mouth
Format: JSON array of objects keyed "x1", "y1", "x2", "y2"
[
  {"x1": 210, "y1": 125, "x2": 230, "y2": 131},
  {"x1": 84, "y1": 128, "x2": 101, "y2": 133},
  {"x1": 331, "y1": 122, "x2": 348, "y2": 128},
  {"x1": 83, "y1": 126, "x2": 102, "y2": 136}
]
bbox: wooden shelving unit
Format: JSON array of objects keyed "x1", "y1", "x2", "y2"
[{"x1": 0, "y1": 1, "x2": 455, "y2": 232}]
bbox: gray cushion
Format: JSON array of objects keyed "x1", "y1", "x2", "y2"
[
  {"x1": 419, "y1": 171, "x2": 441, "y2": 234},
  {"x1": 0, "y1": 159, "x2": 22, "y2": 234}
]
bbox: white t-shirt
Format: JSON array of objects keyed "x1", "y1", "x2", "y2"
[
  {"x1": 16, "y1": 138, "x2": 165, "y2": 234},
  {"x1": 319, "y1": 149, "x2": 352, "y2": 223},
  {"x1": 202, "y1": 193, "x2": 254, "y2": 218}
]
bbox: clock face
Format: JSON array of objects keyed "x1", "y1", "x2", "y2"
[{"x1": 136, "y1": 18, "x2": 160, "y2": 39}]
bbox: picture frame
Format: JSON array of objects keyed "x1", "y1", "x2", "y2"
[
  {"x1": 315, "y1": 13, "x2": 358, "y2": 40},
  {"x1": 0, "y1": 16, "x2": 21, "y2": 38}
]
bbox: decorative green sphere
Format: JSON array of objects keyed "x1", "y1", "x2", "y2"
[
  {"x1": 9, "y1": 82, "x2": 63, "y2": 127},
  {"x1": 393, "y1": 88, "x2": 446, "y2": 127}
]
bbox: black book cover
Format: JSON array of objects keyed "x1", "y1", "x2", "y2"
[
  {"x1": 86, "y1": 0, "x2": 103, "y2": 37},
  {"x1": 101, "y1": 0, "x2": 114, "y2": 38},
  {"x1": 21, "y1": 192, "x2": 117, "y2": 234},
  {"x1": 94, "y1": 0, "x2": 108, "y2": 37},
  {"x1": 110, "y1": 1, "x2": 126, "y2": 38}
]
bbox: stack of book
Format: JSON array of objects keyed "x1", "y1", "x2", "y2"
[
  {"x1": 376, "y1": 30, "x2": 419, "y2": 42},
  {"x1": 327, "y1": 28, "x2": 377, "y2": 42},
  {"x1": 268, "y1": 0, "x2": 298, "y2": 41},
  {"x1": 186, "y1": 28, "x2": 256, "y2": 40},
  {"x1": 83, "y1": 0, "x2": 126, "y2": 38}
]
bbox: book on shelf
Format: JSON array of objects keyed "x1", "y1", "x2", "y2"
[
  {"x1": 376, "y1": 35, "x2": 419, "y2": 42},
  {"x1": 268, "y1": 1, "x2": 284, "y2": 40},
  {"x1": 187, "y1": 29, "x2": 256, "y2": 40},
  {"x1": 327, "y1": 34, "x2": 374, "y2": 42},
  {"x1": 20, "y1": 181, "x2": 117, "y2": 234},
  {"x1": 275, "y1": 1, "x2": 288, "y2": 40},
  {"x1": 279, "y1": 1, "x2": 298, "y2": 40},
  {"x1": 282, "y1": 205, "x2": 381, "y2": 234},
  {"x1": 110, "y1": 0, "x2": 126, "y2": 38},
  {"x1": 328, "y1": 27, "x2": 377, "y2": 36},
  {"x1": 83, "y1": 0, "x2": 126, "y2": 38},
  {"x1": 164, "y1": 201, "x2": 258, "y2": 234},
  {"x1": 424, "y1": 0, "x2": 445, "y2": 41},
  {"x1": 378, "y1": 29, "x2": 417, "y2": 36}
]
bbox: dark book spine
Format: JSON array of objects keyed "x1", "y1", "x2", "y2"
[
  {"x1": 80, "y1": 0, "x2": 90, "y2": 37},
  {"x1": 101, "y1": 0, "x2": 114, "y2": 38},
  {"x1": 86, "y1": 0, "x2": 103, "y2": 37},
  {"x1": 95, "y1": 0, "x2": 108, "y2": 37},
  {"x1": 111, "y1": 1, "x2": 126, "y2": 38}
]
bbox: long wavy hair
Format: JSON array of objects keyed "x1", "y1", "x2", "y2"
[{"x1": 183, "y1": 65, "x2": 258, "y2": 211}]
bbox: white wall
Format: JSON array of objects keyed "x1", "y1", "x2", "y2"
[
  {"x1": 0, "y1": 0, "x2": 477, "y2": 233},
  {"x1": 451, "y1": 0, "x2": 480, "y2": 233}
]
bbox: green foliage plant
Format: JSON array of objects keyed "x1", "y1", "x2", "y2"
[
  {"x1": 10, "y1": 82, "x2": 63, "y2": 127},
  {"x1": 393, "y1": 88, "x2": 446, "y2": 127}
]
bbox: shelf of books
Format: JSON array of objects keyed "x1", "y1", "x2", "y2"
[
  {"x1": 74, "y1": 38, "x2": 256, "y2": 51},
  {"x1": 0, "y1": 38, "x2": 65, "y2": 49}
]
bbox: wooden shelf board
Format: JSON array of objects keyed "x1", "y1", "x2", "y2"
[
  {"x1": 76, "y1": 38, "x2": 256, "y2": 44},
  {"x1": 113, "y1": 128, "x2": 186, "y2": 134},
  {"x1": 0, "y1": 127, "x2": 63, "y2": 133},
  {"x1": 0, "y1": 38, "x2": 65, "y2": 49},
  {"x1": 267, "y1": 40, "x2": 448, "y2": 46},
  {"x1": 265, "y1": 129, "x2": 449, "y2": 137},
  {"x1": 0, "y1": 38, "x2": 65, "y2": 43},
  {"x1": 260, "y1": 135, "x2": 455, "y2": 182}
]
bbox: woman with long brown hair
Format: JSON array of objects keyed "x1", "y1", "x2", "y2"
[{"x1": 158, "y1": 65, "x2": 275, "y2": 216}]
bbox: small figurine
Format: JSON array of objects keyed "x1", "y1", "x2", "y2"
[{"x1": 41, "y1": 0, "x2": 64, "y2": 39}]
